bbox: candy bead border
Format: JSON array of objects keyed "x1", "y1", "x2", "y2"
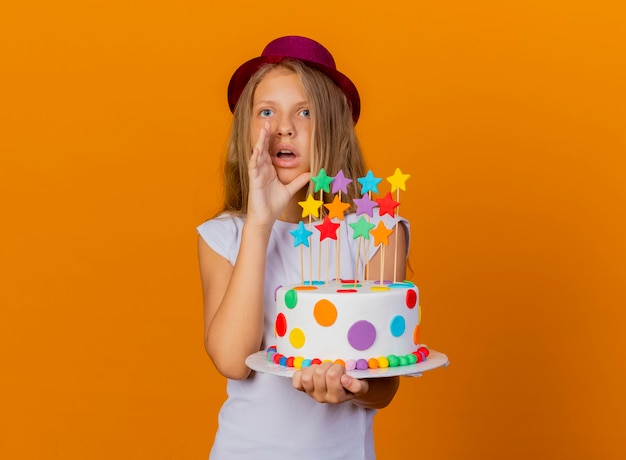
[{"x1": 265, "y1": 345, "x2": 430, "y2": 371}]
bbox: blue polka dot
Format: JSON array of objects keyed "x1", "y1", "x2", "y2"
[{"x1": 390, "y1": 316, "x2": 406, "y2": 337}]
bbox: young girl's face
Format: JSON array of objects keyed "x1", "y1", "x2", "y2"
[{"x1": 251, "y1": 67, "x2": 312, "y2": 185}]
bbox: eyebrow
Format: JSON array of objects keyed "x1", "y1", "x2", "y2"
[{"x1": 253, "y1": 100, "x2": 309, "y2": 107}]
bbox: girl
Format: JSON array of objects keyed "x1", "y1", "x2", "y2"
[{"x1": 197, "y1": 36, "x2": 409, "y2": 459}]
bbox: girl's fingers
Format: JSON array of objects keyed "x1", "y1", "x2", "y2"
[
  {"x1": 292, "y1": 363, "x2": 355, "y2": 404},
  {"x1": 253, "y1": 123, "x2": 268, "y2": 154},
  {"x1": 249, "y1": 146, "x2": 258, "y2": 167},
  {"x1": 340, "y1": 374, "x2": 367, "y2": 397},
  {"x1": 252, "y1": 122, "x2": 271, "y2": 163},
  {"x1": 249, "y1": 123, "x2": 272, "y2": 180},
  {"x1": 311, "y1": 363, "x2": 330, "y2": 395},
  {"x1": 285, "y1": 171, "x2": 312, "y2": 196},
  {"x1": 250, "y1": 122, "x2": 273, "y2": 177},
  {"x1": 261, "y1": 121, "x2": 271, "y2": 154}
]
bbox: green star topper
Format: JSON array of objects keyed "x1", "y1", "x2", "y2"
[
  {"x1": 311, "y1": 168, "x2": 334, "y2": 193},
  {"x1": 349, "y1": 215, "x2": 376, "y2": 240}
]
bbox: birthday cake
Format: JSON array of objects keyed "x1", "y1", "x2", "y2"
[
  {"x1": 266, "y1": 168, "x2": 430, "y2": 371},
  {"x1": 268, "y1": 280, "x2": 428, "y2": 370}
]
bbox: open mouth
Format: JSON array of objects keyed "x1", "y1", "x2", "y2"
[{"x1": 276, "y1": 150, "x2": 296, "y2": 160}]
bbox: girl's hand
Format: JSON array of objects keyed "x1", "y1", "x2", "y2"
[
  {"x1": 247, "y1": 122, "x2": 310, "y2": 227},
  {"x1": 292, "y1": 362, "x2": 369, "y2": 404}
]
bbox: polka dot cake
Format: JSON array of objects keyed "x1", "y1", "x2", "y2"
[{"x1": 269, "y1": 280, "x2": 428, "y2": 370}]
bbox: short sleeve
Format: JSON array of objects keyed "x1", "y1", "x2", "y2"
[
  {"x1": 196, "y1": 214, "x2": 244, "y2": 266},
  {"x1": 363, "y1": 215, "x2": 411, "y2": 261}
]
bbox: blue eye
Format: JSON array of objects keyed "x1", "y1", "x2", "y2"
[
  {"x1": 260, "y1": 109, "x2": 274, "y2": 117},
  {"x1": 300, "y1": 109, "x2": 311, "y2": 117}
]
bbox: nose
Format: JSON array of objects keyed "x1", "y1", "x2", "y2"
[{"x1": 276, "y1": 115, "x2": 294, "y2": 137}]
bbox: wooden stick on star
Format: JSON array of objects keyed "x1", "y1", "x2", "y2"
[
  {"x1": 357, "y1": 171, "x2": 382, "y2": 280},
  {"x1": 290, "y1": 221, "x2": 313, "y2": 284},
  {"x1": 385, "y1": 168, "x2": 410, "y2": 282},
  {"x1": 349, "y1": 216, "x2": 376, "y2": 287},
  {"x1": 311, "y1": 168, "x2": 333, "y2": 282},
  {"x1": 298, "y1": 193, "x2": 323, "y2": 284},
  {"x1": 330, "y1": 170, "x2": 352, "y2": 282}
]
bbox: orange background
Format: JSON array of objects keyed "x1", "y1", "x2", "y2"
[{"x1": 1, "y1": 1, "x2": 625, "y2": 459}]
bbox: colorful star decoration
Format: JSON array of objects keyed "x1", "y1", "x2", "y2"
[
  {"x1": 314, "y1": 216, "x2": 341, "y2": 241},
  {"x1": 298, "y1": 194, "x2": 323, "y2": 218},
  {"x1": 311, "y1": 168, "x2": 334, "y2": 193},
  {"x1": 357, "y1": 170, "x2": 383, "y2": 195},
  {"x1": 288, "y1": 168, "x2": 410, "y2": 285},
  {"x1": 290, "y1": 221, "x2": 313, "y2": 247},
  {"x1": 324, "y1": 195, "x2": 350, "y2": 220},
  {"x1": 353, "y1": 194, "x2": 378, "y2": 217},
  {"x1": 376, "y1": 192, "x2": 400, "y2": 218},
  {"x1": 370, "y1": 221, "x2": 394, "y2": 247},
  {"x1": 331, "y1": 169, "x2": 353, "y2": 195},
  {"x1": 349, "y1": 216, "x2": 376, "y2": 240},
  {"x1": 386, "y1": 168, "x2": 411, "y2": 192}
]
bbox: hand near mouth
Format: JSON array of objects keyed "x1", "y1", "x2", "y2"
[{"x1": 247, "y1": 122, "x2": 310, "y2": 227}]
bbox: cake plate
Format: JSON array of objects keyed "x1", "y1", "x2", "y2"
[{"x1": 245, "y1": 349, "x2": 449, "y2": 379}]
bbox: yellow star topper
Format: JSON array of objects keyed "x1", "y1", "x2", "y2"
[
  {"x1": 386, "y1": 168, "x2": 411, "y2": 192},
  {"x1": 370, "y1": 221, "x2": 394, "y2": 246},
  {"x1": 298, "y1": 194, "x2": 323, "y2": 218},
  {"x1": 324, "y1": 195, "x2": 350, "y2": 220}
]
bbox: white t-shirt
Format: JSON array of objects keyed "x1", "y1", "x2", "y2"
[{"x1": 197, "y1": 213, "x2": 409, "y2": 460}]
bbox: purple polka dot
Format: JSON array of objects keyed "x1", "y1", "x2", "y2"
[{"x1": 347, "y1": 320, "x2": 376, "y2": 351}]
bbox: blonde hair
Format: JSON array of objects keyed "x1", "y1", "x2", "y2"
[{"x1": 219, "y1": 60, "x2": 366, "y2": 215}]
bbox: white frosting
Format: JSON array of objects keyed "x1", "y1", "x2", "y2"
[{"x1": 273, "y1": 281, "x2": 420, "y2": 363}]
